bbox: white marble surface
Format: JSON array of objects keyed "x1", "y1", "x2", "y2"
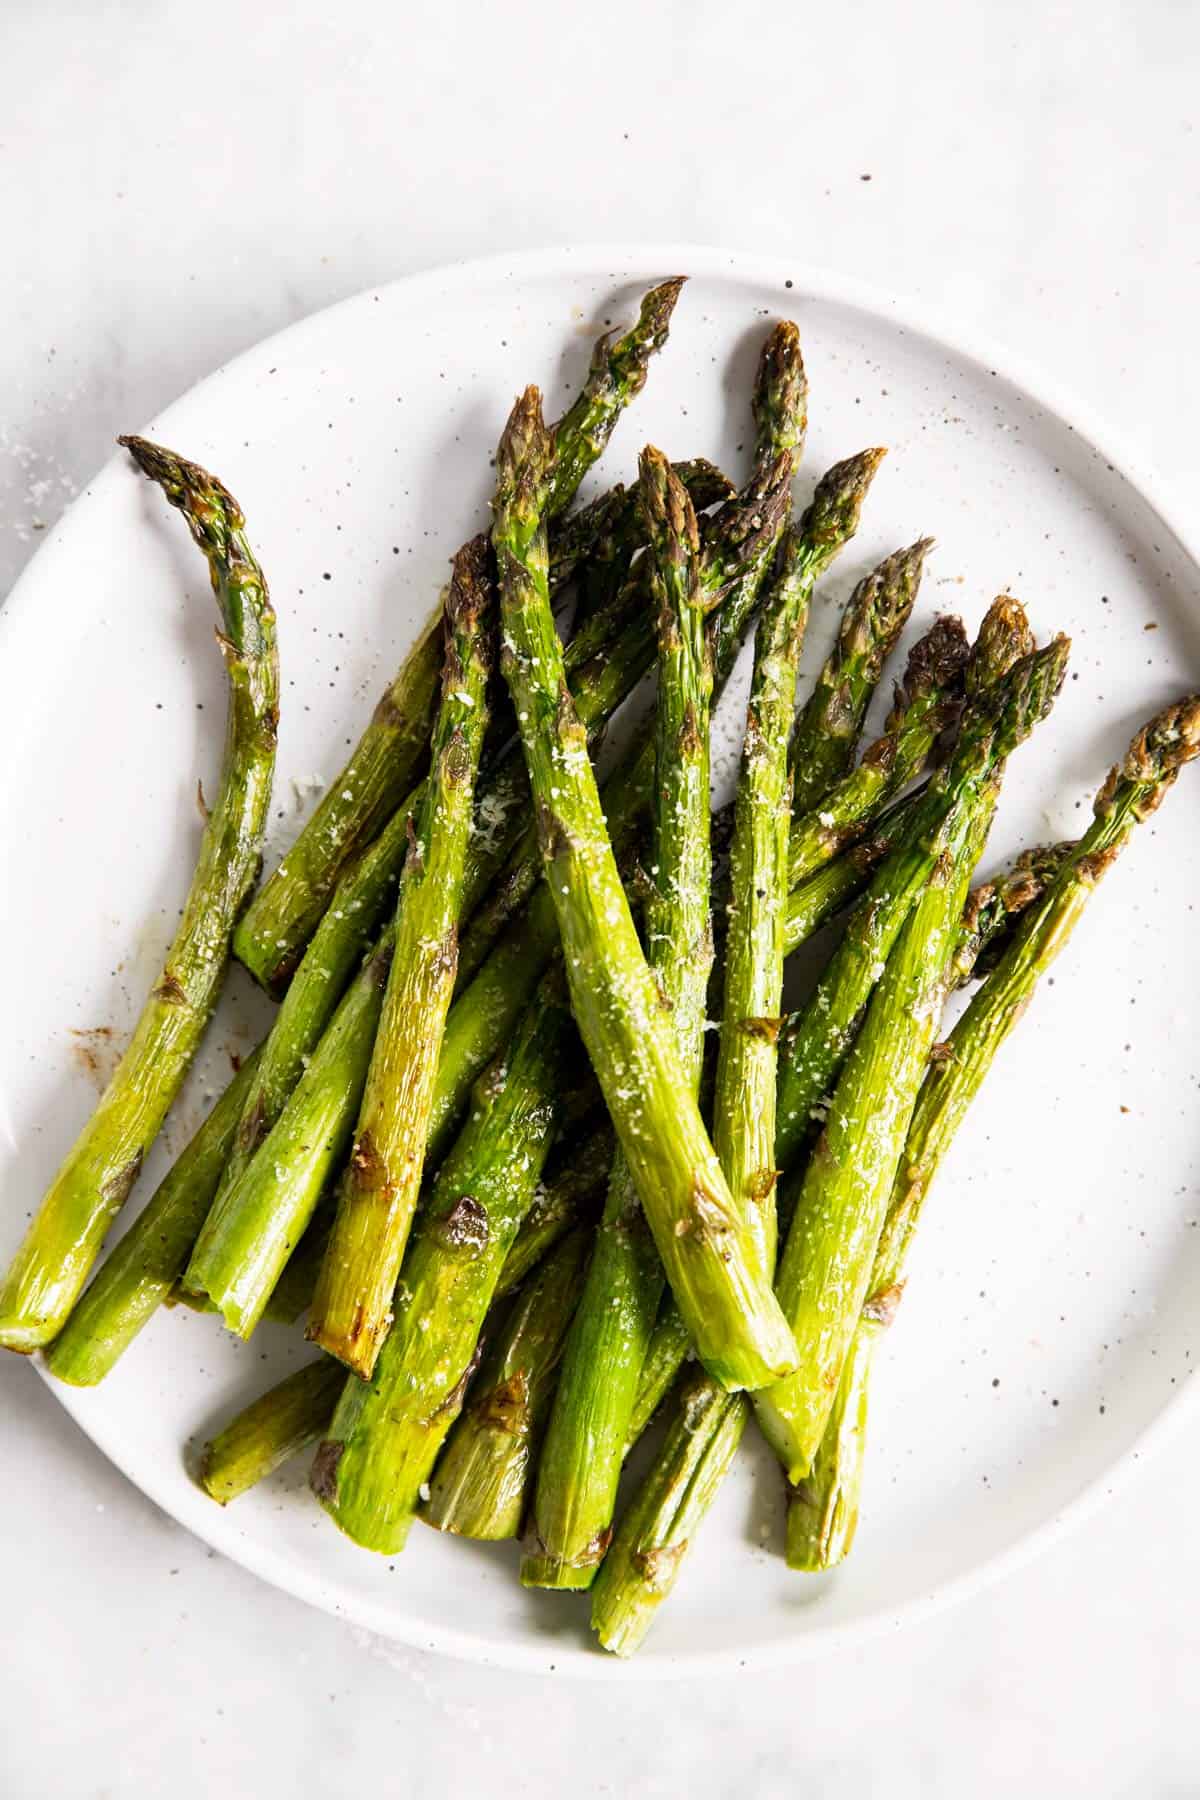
[{"x1": 3, "y1": 2, "x2": 1199, "y2": 1792}]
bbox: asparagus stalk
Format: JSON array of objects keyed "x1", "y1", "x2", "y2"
[
  {"x1": 234, "y1": 280, "x2": 685, "y2": 990},
  {"x1": 758, "y1": 635, "x2": 1071, "y2": 1480},
  {"x1": 523, "y1": 448, "x2": 716, "y2": 1588},
  {"x1": 0, "y1": 440, "x2": 279, "y2": 1353},
  {"x1": 591, "y1": 780, "x2": 992, "y2": 1651},
  {"x1": 785, "y1": 610, "x2": 969, "y2": 890},
  {"x1": 492, "y1": 388, "x2": 797, "y2": 1391},
  {"x1": 200, "y1": 1359, "x2": 346, "y2": 1504},
  {"x1": 43, "y1": 1050, "x2": 262, "y2": 1384},
  {"x1": 713, "y1": 511, "x2": 822, "y2": 1285},
  {"x1": 788, "y1": 537, "x2": 927, "y2": 816},
  {"x1": 312, "y1": 973, "x2": 575, "y2": 1552},
  {"x1": 545, "y1": 279, "x2": 687, "y2": 508},
  {"x1": 421, "y1": 1226, "x2": 593, "y2": 1539},
  {"x1": 303, "y1": 541, "x2": 494, "y2": 1376},
  {"x1": 773, "y1": 601, "x2": 1055, "y2": 1172},
  {"x1": 591, "y1": 787, "x2": 1002, "y2": 1650},
  {"x1": 787, "y1": 696, "x2": 1200, "y2": 1567},
  {"x1": 591, "y1": 1373, "x2": 747, "y2": 1657},
  {"x1": 781, "y1": 848, "x2": 1062, "y2": 1572}
]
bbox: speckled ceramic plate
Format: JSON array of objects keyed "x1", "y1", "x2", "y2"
[{"x1": 4, "y1": 247, "x2": 1199, "y2": 1676}]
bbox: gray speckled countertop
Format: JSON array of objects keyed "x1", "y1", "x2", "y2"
[{"x1": 3, "y1": 3, "x2": 1199, "y2": 1792}]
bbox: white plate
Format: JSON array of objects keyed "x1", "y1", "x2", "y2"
[{"x1": 4, "y1": 246, "x2": 1199, "y2": 1677}]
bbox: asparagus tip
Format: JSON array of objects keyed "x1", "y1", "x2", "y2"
[
  {"x1": 638, "y1": 444, "x2": 701, "y2": 567},
  {"x1": 799, "y1": 447, "x2": 887, "y2": 560},
  {"x1": 994, "y1": 633, "x2": 1071, "y2": 754},
  {"x1": 1098, "y1": 692, "x2": 1200, "y2": 818},
  {"x1": 967, "y1": 593, "x2": 1035, "y2": 693},
  {"x1": 496, "y1": 387, "x2": 554, "y2": 504},
  {"x1": 444, "y1": 533, "x2": 495, "y2": 639},
  {"x1": 752, "y1": 321, "x2": 809, "y2": 459},
  {"x1": 119, "y1": 433, "x2": 243, "y2": 524},
  {"x1": 898, "y1": 610, "x2": 970, "y2": 702}
]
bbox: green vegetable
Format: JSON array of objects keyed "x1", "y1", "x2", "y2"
[
  {"x1": 43, "y1": 1050, "x2": 263, "y2": 1385},
  {"x1": 492, "y1": 386, "x2": 797, "y2": 1393},
  {"x1": 522, "y1": 447, "x2": 715, "y2": 1589},
  {"x1": 0, "y1": 438, "x2": 279, "y2": 1353},
  {"x1": 785, "y1": 610, "x2": 968, "y2": 890},
  {"x1": 305, "y1": 539, "x2": 494, "y2": 1376},
  {"x1": 421, "y1": 1227, "x2": 593, "y2": 1540},
  {"x1": 773, "y1": 602, "x2": 1059, "y2": 1173},
  {"x1": 787, "y1": 531, "x2": 921, "y2": 816},
  {"x1": 200, "y1": 1360, "x2": 346, "y2": 1504},
  {"x1": 312, "y1": 975, "x2": 574, "y2": 1552}
]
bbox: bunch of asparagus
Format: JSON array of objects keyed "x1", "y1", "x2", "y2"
[{"x1": 8, "y1": 278, "x2": 1199, "y2": 1659}]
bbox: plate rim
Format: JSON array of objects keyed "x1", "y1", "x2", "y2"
[{"x1": 15, "y1": 239, "x2": 1200, "y2": 1678}]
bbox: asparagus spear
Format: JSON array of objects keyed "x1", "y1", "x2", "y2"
[
  {"x1": 421, "y1": 1226, "x2": 593, "y2": 1539},
  {"x1": 234, "y1": 280, "x2": 685, "y2": 991},
  {"x1": 757, "y1": 637, "x2": 1071, "y2": 1481},
  {"x1": 200, "y1": 1359, "x2": 346, "y2": 1504},
  {"x1": 523, "y1": 448, "x2": 716, "y2": 1588},
  {"x1": 787, "y1": 696, "x2": 1200, "y2": 1567},
  {"x1": 546, "y1": 279, "x2": 687, "y2": 507},
  {"x1": 302, "y1": 541, "x2": 494, "y2": 1376},
  {"x1": 492, "y1": 388, "x2": 797, "y2": 1391},
  {"x1": 713, "y1": 512, "x2": 822, "y2": 1286},
  {"x1": 592, "y1": 1372, "x2": 747, "y2": 1657},
  {"x1": 0, "y1": 440, "x2": 279, "y2": 1353},
  {"x1": 312, "y1": 973, "x2": 575, "y2": 1552},
  {"x1": 43, "y1": 1050, "x2": 262, "y2": 1384},
  {"x1": 773, "y1": 601, "x2": 1053, "y2": 1172},
  {"x1": 784, "y1": 610, "x2": 969, "y2": 890},
  {"x1": 781, "y1": 848, "x2": 1063, "y2": 1572},
  {"x1": 788, "y1": 537, "x2": 928, "y2": 816}
]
